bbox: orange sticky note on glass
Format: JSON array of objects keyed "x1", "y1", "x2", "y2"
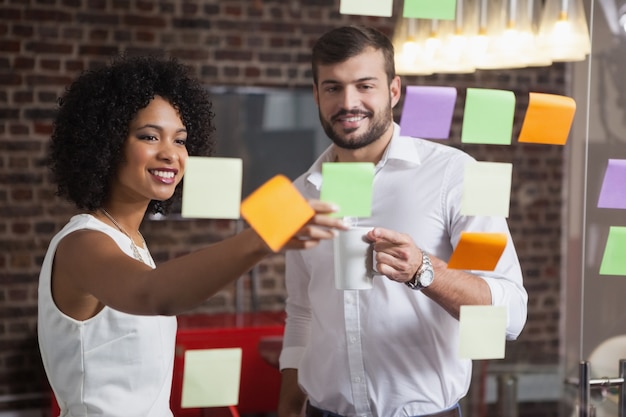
[
  {"x1": 518, "y1": 93, "x2": 576, "y2": 145},
  {"x1": 448, "y1": 232, "x2": 507, "y2": 271},
  {"x1": 240, "y1": 175, "x2": 315, "y2": 252}
]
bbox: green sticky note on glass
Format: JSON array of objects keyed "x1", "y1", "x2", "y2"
[
  {"x1": 181, "y1": 348, "x2": 242, "y2": 408},
  {"x1": 600, "y1": 227, "x2": 626, "y2": 276},
  {"x1": 459, "y1": 305, "x2": 507, "y2": 360},
  {"x1": 461, "y1": 88, "x2": 515, "y2": 145},
  {"x1": 340, "y1": 0, "x2": 393, "y2": 17},
  {"x1": 181, "y1": 157, "x2": 242, "y2": 219},
  {"x1": 461, "y1": 161, "x2": 512, "y2": 217},
  {"x1": 403, "y1": 0, "x2": 457, "y2": 20},
  {"x1": 320, "y1": 162, "x2": 375, "y2": 218}
]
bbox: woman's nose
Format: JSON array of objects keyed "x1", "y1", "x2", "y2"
[{"x1": 157, "y1": 142, "x2": 178, "y2": 163}]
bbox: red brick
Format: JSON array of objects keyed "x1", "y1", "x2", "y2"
[
  {"x1": 0, "y1": 40, "x2": 20, "y2": 53},
  {"x1": 122, "y1": 14, "x2": 166, "y2": 28},
  {"x1": 40, "y1": 59, "x2": 61, "y2": 71},
  {"x1": 12, "y1": 24, "x2": 33, "y2": 37},
  {"x1": 25, "y1": 41, "x2": 73, "y2": 54},
  {"x1": 11, "y1": 188, "x2": 34, "y2": 201},
  {"x1": 245, "y1": 66, "x2": 261, "y2": 78},
  {"x1": 136, "y1": 31, "x2": 155, "y2": 42}
]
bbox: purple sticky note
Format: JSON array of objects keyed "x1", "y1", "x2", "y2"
[
  {"x1": 399, "y1": 86, "x2": 457, "y2": 140},
  {"x1": 598, "y1": 159, "x2": 626, "y2": 209}
]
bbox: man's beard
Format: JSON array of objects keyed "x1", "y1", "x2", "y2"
[{"x1": 319, "y1": 105, "x2": 393, "y2": 150}]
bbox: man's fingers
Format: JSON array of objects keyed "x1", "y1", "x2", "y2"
[{"x1": 369, "y1": 227, "x2": 410, "y2": 246}]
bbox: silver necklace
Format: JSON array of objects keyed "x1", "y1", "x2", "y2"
[{"x1": 100, "y1": 208, "x2": 146, "y2": 263}]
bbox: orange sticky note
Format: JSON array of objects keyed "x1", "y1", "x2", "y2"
[
  {"x1": 448, "y1": 232, "x2": 507, "y2": 271},
  {"x1": 518, "y1": 93, "x2": 576, "y2": 145},
  {"x1": 240, "y1": 175, "x2": 315, "y2": 252}
]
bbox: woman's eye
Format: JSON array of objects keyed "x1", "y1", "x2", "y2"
[
  {"x1": 175, "y1": 138, "x2": 187, "y2": 146},
  {"x1": 139, "y1": 135, "x2": 157, "y2": 141}
]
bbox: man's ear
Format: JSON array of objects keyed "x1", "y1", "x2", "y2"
[{"x1": 390, "y1": 75, "x2": 401, "y2": 108}]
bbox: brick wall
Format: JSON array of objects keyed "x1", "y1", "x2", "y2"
[{"x1": 0, "y1": 0, "x2": 565, "y2": 411}]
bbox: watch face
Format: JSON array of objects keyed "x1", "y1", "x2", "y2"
[{"x1": 419, "y1": 268, "x2": 434, "y2": 287}]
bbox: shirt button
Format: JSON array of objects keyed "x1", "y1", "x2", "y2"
[
  {"x1": 349, "y1": 336, "x2": 357, "y2": 343},
  {"x1": 353, "y1": 376, "x2": 361, "y2": 383}
]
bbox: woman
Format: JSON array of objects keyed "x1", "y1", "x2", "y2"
[{"x1": 38, "y1": 54, "x2": 345, "y2": 417}]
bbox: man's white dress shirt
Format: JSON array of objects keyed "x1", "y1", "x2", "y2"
[{"x1": 279, "y1": 125, "x2": 527, "y2": 417}]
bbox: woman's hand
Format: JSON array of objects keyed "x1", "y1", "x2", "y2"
[{"x1": 282, "y1": 200, "x2": 348, "y2": 250}]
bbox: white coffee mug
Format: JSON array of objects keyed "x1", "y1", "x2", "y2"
[{"x1": 333, "y1": 227, "x2": 374, "y2": 290}]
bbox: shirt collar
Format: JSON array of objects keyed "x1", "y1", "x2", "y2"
[{"x1": 306, "y1": 123, "x2": 422, "y2": 190}]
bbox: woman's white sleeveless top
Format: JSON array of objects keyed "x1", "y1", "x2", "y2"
[{"x1": 38, "y1": 214, "x2": 177, "y2": 417}]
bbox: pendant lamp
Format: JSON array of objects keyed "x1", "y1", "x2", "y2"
[
  {"x1": 537, "y1": 0, "x2": 591, "y2": 61},
  {"x1": 392, "y1": 18, "x2": 435, "y2": 75},
  {"x1": 432, "y1": 0, "x2": 479, "y2": 73}
]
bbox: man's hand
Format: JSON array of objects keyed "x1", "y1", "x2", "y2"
[{"x1": 366, "y1": 227, "x2": 422, "y2": 283}]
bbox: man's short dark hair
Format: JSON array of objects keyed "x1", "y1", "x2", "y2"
[{"x1": 311, "y1": 25, "x2": 396, "y2": 85}]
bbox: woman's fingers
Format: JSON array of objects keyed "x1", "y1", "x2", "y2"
[{"x1": 307, "y1": 200, "x2": 348, "y2": 230}]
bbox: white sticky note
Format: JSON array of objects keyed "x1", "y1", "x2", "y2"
[
  {"x1": 181, "y1": 157, "x2": 242, "y2": 219},
  {"x1": 339, "y1": 0, "x2": 393, "y2": 17},
  {"x1": 181, "y1": 348, "x2": 242, "y2": 408},
  {"x1": 458, "y1": 305, "x2": 507, "y2": 360},
  {"x1": 461, "y1": 161, "x2": 512, "y2": 217}
]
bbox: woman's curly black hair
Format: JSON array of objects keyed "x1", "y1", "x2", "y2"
[{"x1": 48, "y1": 54, "x2": 215, "y2": 214}]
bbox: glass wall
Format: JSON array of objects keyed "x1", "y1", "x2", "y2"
[{"x1": 563, "y1": 0, "x2": 626, "y2": 415}]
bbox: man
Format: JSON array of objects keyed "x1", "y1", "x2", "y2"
[{"x1": 278, "y1": 25, "x2": 527, "y2": 417}]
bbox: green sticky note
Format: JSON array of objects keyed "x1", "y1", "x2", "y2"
[
  {"x1": 320, "y1": 162, "x2": 375, "y2": 218},
  {"x1": 340, "y1": 0, "x2": 393, "y2": 17},
  {"x1": 461, "y1": 88, "x2": 515, "y2": 145},
  {"x1": 459, "y1": 305, "x2": 507, "y2": 360},
  {"x1": 181, "y1": 157, "x2": 242, "y2": 219},
  {"x1": 461, "y1": 161, "x2": 512, "y2": 217},
  {"x1": 600, "y1": 227, "x2": 626, "y2": 276},
  {"x1": 181, "y1": 348, "x2": 242, "y2": 408},
  {"x1": 403, "y1": 0, "x2": 457, "y2": 20}
]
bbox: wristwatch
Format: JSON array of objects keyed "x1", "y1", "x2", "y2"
[{"x1": 405, "y1": 252, "x2": 434, "y2": 290}]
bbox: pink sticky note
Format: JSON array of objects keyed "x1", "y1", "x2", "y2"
[{"x1": 399, "y1": 86, "x2": 457, "y2": 139}]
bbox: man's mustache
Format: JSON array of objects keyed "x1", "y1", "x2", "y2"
[{"x1": 331, "y1": 109, "x2": 372, "y2": 122}]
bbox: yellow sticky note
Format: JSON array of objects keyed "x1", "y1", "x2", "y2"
[
  {"x1": 182, "y1": 157, "x2": 242, "y2": 219},
  {"x1": 181, "y1": 348, "x2": 242, "y2": 408},
  {"x1": 240, "y1": 175, "x2": 315, "y2": 252},
  {"x1": 340, "y1": 0, "x2": 393, "y2": 16},
  {"x1": 518, "y1": 93, "x2": 576, "y2": 145},
  {"x1": 448, "y1": 232, "x2": 507, "y2": 271},
  {"x1": 459, "y1": 305, "x2": 507, "y2": 360},
  {"x1": 461, "y1": 161, "x2": 512, "y2": 217}
]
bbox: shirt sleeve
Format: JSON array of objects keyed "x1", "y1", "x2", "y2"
[
  {"x1": 444, "y1": 154, "x2": 528, "y2": 340},
  {"x1": 279, "y1": 248, "x2": 312, "y2": 370}
]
